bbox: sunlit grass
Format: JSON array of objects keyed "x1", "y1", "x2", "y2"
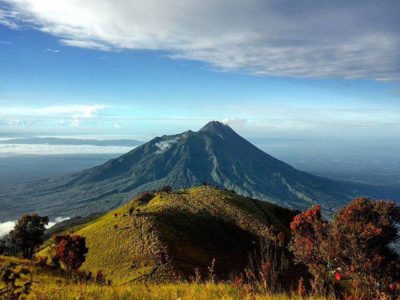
[{"x1": 30, "y1": 282, "x2": 321, "y2": 300}]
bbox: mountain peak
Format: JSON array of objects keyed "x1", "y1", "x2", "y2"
[{"x1": 199, "y1": 121, "x2": 233, "y2": 134}]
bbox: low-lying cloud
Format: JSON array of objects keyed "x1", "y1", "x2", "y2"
[
  {"x1": 1, "y1": 1, "x2": 399, "y2": 80},
  {"x1": 0, "y1": 221, "x2": 16, "y2": 238},
  {"x1": 0, "y1": 144, "x2": 133, "y2": 156},
  {"x1": 155, "y1": 137, "x2": 180, "y2": 154},
  {"x1": 0, "y1": 216, "x2": 71, "y2": 238}
]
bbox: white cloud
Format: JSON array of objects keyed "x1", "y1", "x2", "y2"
[
  {"x1": 44, "y1": 48, "x2": 60, "y2": 53},
  {"x1": 1, "y1": 104, "x2": 108, "y2": 128},
  {"x1": 221, "y1": 118, "x2": 247, "y2": 128},
  {"x1": 0, "y1": 217, "x2": 71, "y2": 238},
  {"x1": 2, "y1": 104, "x2": 108, "y2": 117},
  {"x1": 1, "y1": 1, "x2": 399, "y2": 80},
  {"x1": 61, "y1": 39, "x2": 111, "y2": 51},
  {"x1": 0, "y1": 221, "x2": 15, "y2": 238},
  {"x1": 155, "y1": 137, "x2": 180, "y2": 154},
  {"x1": 46, "y1": 216, "x2": 70, "y2": 228},
  {"x1": 70, "y1": 116, "x2": 81, "y2": 128},
  {"x1": 0, "y1": 7, "x2": 19, "y2": 29},
  {"x1": 0, "y1": 144, "x2": 134, "y2": 156}
]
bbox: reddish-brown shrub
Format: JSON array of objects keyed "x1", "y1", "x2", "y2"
[
  {"x1": 290, "y1": 198, "x2": 400, "y2": 298},
  {"x1": 290, "y1": 205, "x2": 332, "y2": 294},
  {"x1": 331, "y1": 197, "x2": 400, "y2": 295},
  {"x1": 52, "y1": 234, "x2": 88, "y2": 273}
]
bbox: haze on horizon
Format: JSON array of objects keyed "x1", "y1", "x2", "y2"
[{"x1": 0, "y1": 0, "x2": 399, "y2": 144}]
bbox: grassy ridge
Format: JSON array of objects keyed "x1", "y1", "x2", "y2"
[
  {"x1": 39, "y1": 186, "x2": 295, "y2": 284},
  {"x1": 1, "y1": 187, "x2": 308, "y2": 299}
]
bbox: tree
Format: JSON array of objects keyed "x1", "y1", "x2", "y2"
[
  {"x1": 12, "y1": 214, "x2": 49, "y2": 259},
  {"x1": 53, "y1": 234, "x2": 88, "y2": 273},
  {"x1": 0, "y1": 233, "x2": 17, "y2": 256},
  {"x1": 290, "y1": 198, "x2": 400, "y2": 297}
]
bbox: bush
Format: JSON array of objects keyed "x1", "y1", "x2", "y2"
[
  {"x1": 290, "y1": 198, "x2": 400, "y2": 298},
  {"x1": 290, "y1": 205, "x2": 332, "y2": 294},
  {"x1": 161, "y1": 186, "x2": 172, "y2": 193},
  {"x1": 0, "y1": 263, "x2": 33, "y2": 299},
  {"x1": 332, "y1": 198, "x2": 400, "y2": 296},
  {"x1": 53, "y1": 234, "x2": 88, "y2": 273}
]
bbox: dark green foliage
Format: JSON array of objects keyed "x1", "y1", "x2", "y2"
[
  {"x1": 0, "y1": 263, "x2": 33, "y2": 299},
  {"x1": 0, "y1": 234, "x2": 18, "y2": 257},
  {"x1": 12, "y1": 214, "x2": 49, "y2": 259}
]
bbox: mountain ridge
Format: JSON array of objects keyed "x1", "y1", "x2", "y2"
[{"x1": 1, "y1": 121, "x2": 398, "y2": 221}]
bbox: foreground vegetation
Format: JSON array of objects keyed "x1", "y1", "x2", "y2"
[
  {"x1": 31, "y1": 283, "x2": 320, "y2": 300},
  {"x1": 1, "y1": 186, "x2": 400, "y2": 299},
  {"x1": 1, "y1": 255, "x2": 321, "y2": 300}
]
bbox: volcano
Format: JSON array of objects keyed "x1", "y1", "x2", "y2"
[{"x1": 1, "y1": 121, "x2": 396, "y2": 221}]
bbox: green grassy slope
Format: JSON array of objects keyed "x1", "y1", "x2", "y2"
[{"x1": 47, "y1": 186, "x2": 296, "y2": 284}]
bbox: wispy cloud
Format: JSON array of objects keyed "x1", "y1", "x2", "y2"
[
  {"x1": 0, "y1": 7, "x2": 19, "y2": 29},
  {"x1": 44, "y1": 48, "x2": 60, "y2": 53},
  {"x1": 1, "y1": 1, "x2": 399, "y2": 80},
  {"x1": 1, "y1": 104, "x2": 108, "y2": 128},
  {"x1": 155, "y1": 137, "x2": 180, "y2": 154},
  {"x1": 2, "y1": 104, "x2": 107, "y2": 116}
]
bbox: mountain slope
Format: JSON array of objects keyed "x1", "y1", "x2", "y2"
[
  {"x1": 40, "y1": 186, "x2": 296, "y2": 283},
  {"x1": 1, "y1": 121, "x2": 397, "y2": 221}
]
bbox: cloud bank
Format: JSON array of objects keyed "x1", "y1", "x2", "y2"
[
  {"x1": 0, "y1": 144, "x2": 134, "y2": 156},
  {"x1": 0, "y1": 217, "x2": 70, "y2": 238},
  {"x1": 1, "y1": 0, "x2": 399, "y2": 80}
]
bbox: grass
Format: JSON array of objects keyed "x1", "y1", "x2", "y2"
[
  {"x1": 38, "y1": 186, "x2": 296, "y2": 284},
  {"x1": 1, "y1": 256, "x2": 323, "y2": 300},
  {"x1": 18, "y1": 186, "x2": 308, "y2": 299},
  {"x1": 30, "y1": 282, "x2": 321, "y2": 300}
]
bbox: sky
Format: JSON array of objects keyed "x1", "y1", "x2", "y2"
[{"x1": 0, "y1": 0, "x2": 399, "y2": 141}]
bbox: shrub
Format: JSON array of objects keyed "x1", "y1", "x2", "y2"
[
  {"x1": 0, "y1": 263, "x2": 33, "y2": 299},
  {"x1": 128, "y1": 207, "x2": 134, "y2": 216},
  {"x1": 12, "y1": 214, "x2": 49, "y2": 259},
  {"x1": 53, "y1": 234, "x2": 88, "y2": 273},
  {"x1": 289, "y1": 205, "x2": 333, "y2": 294},
  {"x1": 161, "y1": 185, "x2": 172, "y2": 193},
  {"x1": 290, "y1": 198, "x2": 400, "y2": 298},
  {"x1": 331, "y1": 198, "x2": 400, "y2": 295},
  {"x1": 137, "y1": 191, "x2": 155, "y2": 204}
]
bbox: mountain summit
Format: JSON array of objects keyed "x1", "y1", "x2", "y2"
[
  {"x1": 0, "y1": 121, "x2": 395, "y2": 220},
  {"x1": 199, "y1": 120, "x2": 233, "y2": 133}
]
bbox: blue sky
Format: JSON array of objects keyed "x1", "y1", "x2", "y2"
[{"x1": 0, "y1": 0, "x2": 399, "y2": 141}]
